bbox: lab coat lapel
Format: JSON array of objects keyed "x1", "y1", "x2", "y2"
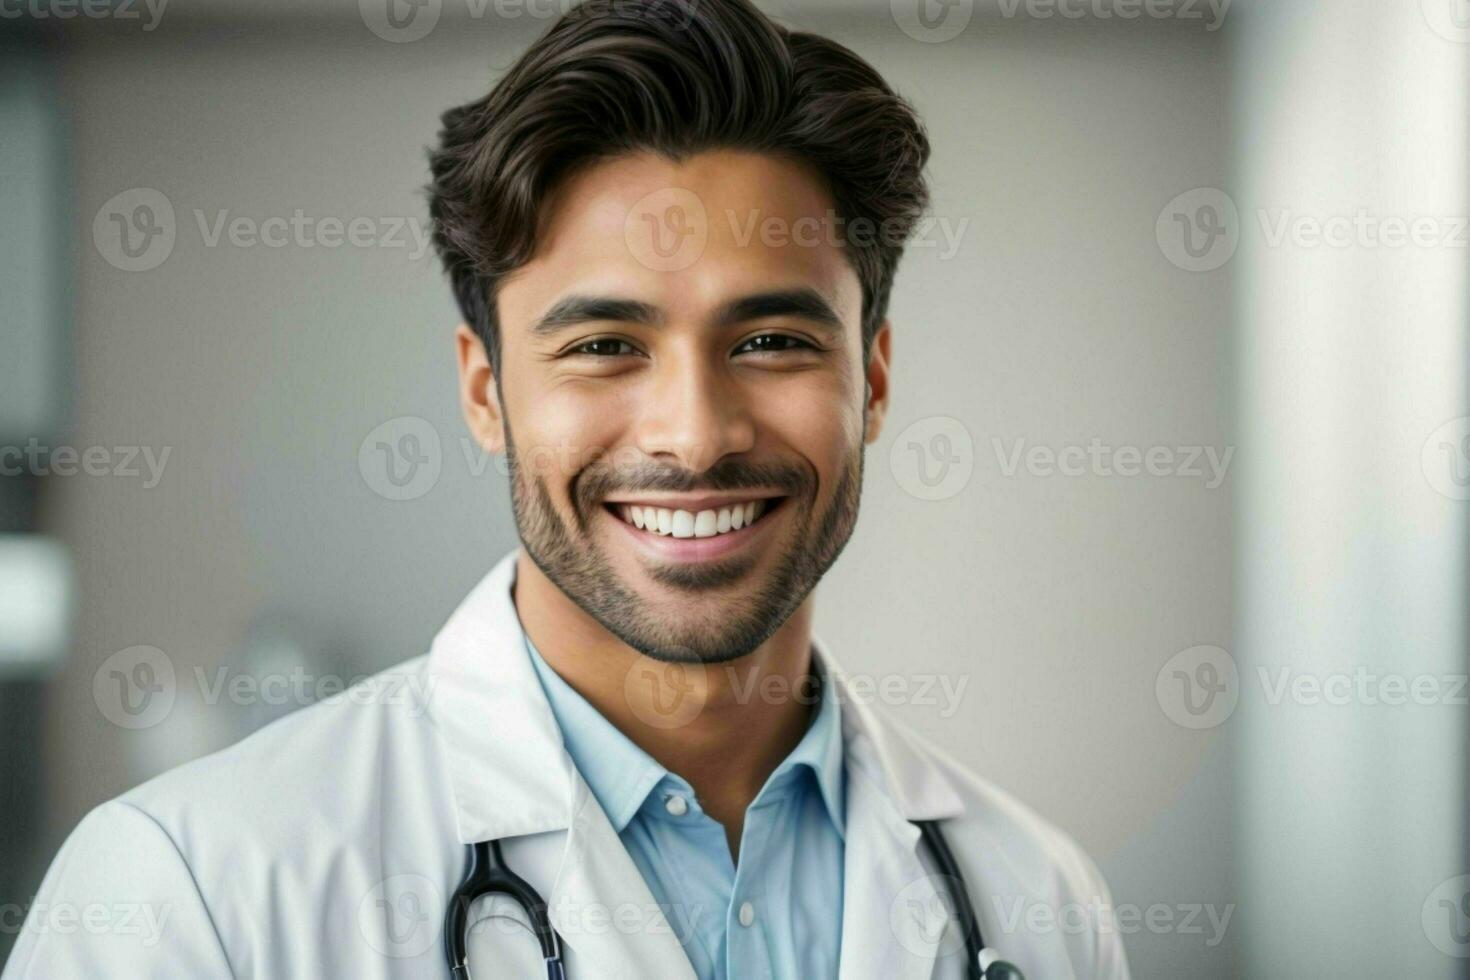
[
  {"x1": 838, "y1": 763, "x2": 947, "y2": 980},
  {"x1": 549, "y1": 777, "x2": 699, "y2": 980},
  {"x1": 427, "y1": 549, "x2": 696, "y2": 979},
  {"x1": 817, "y1": 637, "x2": 967, "y2": 980}
]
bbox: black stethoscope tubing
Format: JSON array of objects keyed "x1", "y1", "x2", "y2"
[{"x1": 443, "y1": 820, "x2": 1023, "y2": 979}]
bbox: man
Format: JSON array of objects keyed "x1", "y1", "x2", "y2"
[{"x1": 5, "y1": 1, "x2": 1130, "y2": 977}]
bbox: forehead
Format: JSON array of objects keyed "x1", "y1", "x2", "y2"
[{"x1": 497, "y1": 149, "x2": 862, "y2": 333}]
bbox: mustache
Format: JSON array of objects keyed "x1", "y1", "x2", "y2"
[{"x1": 574, "y1": 457, "x2": 812, "y2": 512}]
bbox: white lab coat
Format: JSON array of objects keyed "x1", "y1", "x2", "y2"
[{"x1": 4, "y1": 550, "x2": 1130, "y2": 980}]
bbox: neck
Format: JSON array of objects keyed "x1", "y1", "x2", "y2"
[{"x1": 513, "y1": 552, "x2": 818, "y2": 845}]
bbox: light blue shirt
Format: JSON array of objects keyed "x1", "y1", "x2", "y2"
[{"x1": 524, "y1": 636, "x2": 846, "y2": 980}]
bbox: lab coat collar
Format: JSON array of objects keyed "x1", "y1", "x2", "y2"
[
  {"x1": 426, "y1": 548, "x2": 964, "y2": 842},
  {"x1": 425, "y1": 550, "x2": 576, "y2": 844}
]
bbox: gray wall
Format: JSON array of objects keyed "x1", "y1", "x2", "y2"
[{"x1": 27, "y1": 8, "x2": 1233, "y2": 976}]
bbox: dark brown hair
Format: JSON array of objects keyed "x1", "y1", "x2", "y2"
[{"x1": 427, "y1": 0, "x2": 930, "y2": 369}]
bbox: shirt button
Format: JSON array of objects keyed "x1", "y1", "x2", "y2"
[
  {"x1": 738, "y1": 901, "x2": 756, "y2": 927},
  {"x1": 664, "y1": 794, "x2": 689, "y2": 816}
]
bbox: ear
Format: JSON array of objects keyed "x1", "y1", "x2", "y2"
[
  {"x1": 456, "y1": 323, "x2": 505, "y2": 454},
  {"x1": 863, "y1": 320, "x2": 892, "y2": 445}
]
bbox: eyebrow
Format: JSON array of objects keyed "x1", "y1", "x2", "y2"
[{"x1": 528, "y1": 287, "x2": 846, "y2": 337}]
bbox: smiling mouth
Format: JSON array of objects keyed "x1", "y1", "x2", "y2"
[{"x1": 603, "y1": 498, "x2": 785, "y2": 539}]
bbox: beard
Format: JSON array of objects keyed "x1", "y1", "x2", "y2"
[{"x1": 504, "y1": 421, "x2": 864, "y2": 665}]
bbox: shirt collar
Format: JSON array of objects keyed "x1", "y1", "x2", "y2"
[
  {"x1": 523, "y1": 633, "x2": 847, "y2": 838},
  {"x1": 523, "y1": 634, "x2": 667, "y2": 832},
  {"x1": 424, "y1": 548, "x2": 963, "y2": 845}
]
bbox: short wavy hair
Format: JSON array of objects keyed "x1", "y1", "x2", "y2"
[{"x1": 427, "y1": 0, "x2": 931, "y2": 369}]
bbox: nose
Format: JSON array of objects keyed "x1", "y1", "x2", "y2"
[{"x1": 633, "y1": 349, "x2": 756, "y2": 473}]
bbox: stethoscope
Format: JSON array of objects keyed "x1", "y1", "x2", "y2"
[{"x1": 443, "y1": 820, "x2": 1025, "y2": 979}]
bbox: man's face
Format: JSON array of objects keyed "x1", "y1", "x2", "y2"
[{"x1": 469, "y1": 150, "x2": 891, "y2": 663}]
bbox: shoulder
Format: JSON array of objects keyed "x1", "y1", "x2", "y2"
[
  {"x1": 858, "y1": 710, "x2": 1132, "y2": 978},
  {"x1": 5, "y1": 656, "x2": 458, "y2": 978},
  {"x1": 117, "y1": 655, "x2": 441, "y2": 840}
]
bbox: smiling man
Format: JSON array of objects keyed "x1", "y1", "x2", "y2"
[{"x1": 5, "y1": 1, "x2": 1129, "y2": 978}]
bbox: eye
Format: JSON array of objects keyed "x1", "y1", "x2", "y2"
[
  {"x1": 569, "y1": 337, "x2": 639, "y2": 357},
  {"x1": 734, "y1": 333, "x2": 817, "y2": 355}
]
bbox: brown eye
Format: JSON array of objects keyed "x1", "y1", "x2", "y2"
[
  {"x1": 572, "y1": 338, "x2": 637, "y2": 357},
  {"x1": 736, "y1": 334, "x2": 814, "y2": 354}
]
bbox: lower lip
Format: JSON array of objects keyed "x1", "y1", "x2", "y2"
[{"x1": 605, "y1": 502, "x2": 784, "y2": 563}]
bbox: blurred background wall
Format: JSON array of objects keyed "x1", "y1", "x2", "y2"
[{"x1": 0, "y1": 0, "x2": 1463, "y2": 976}]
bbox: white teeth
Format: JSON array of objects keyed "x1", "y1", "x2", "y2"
[{"x1": 614, "y1": 500, "x2": 775, "y2": 538}]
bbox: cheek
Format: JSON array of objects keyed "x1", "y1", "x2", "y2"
[
  {"x1": 505, "y1": 381, "x2": 628, "y2": 489},
  {"x1": 753, "y1": 376, "x2": 865, "y2": 481}
]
